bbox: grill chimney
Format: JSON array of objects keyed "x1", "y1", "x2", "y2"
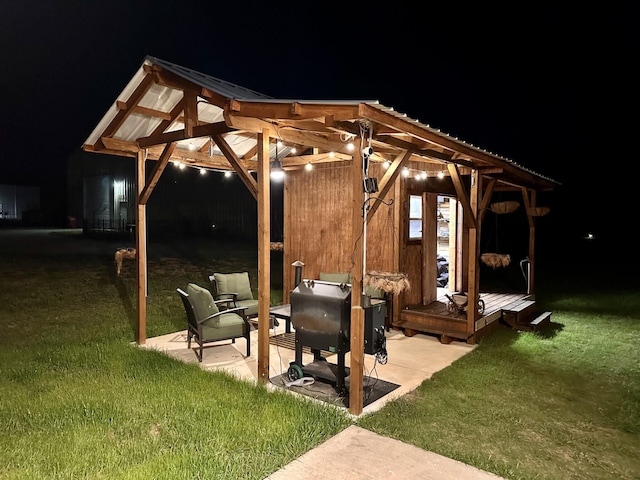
[{"x1": 292, "y1": 260, "x2": 305, "y2": 288}]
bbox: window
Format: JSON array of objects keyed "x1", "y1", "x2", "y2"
[{"x1": 408, "y1": 194, "x2": 422, "y2": 240}]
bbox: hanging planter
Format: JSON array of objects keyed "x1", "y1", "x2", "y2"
[
  {"x1": 490, "y1": 201, "x2": 520, "y2": 214},
  {"x1": 528, "y1": 206, "x2": 550, "y2": 217},
  {"x1": 364, "y1": 271, "x2": 411, "y2": 295},
  {"x1": 480, "y1": 253, "x2": 511, "y2": 269}
]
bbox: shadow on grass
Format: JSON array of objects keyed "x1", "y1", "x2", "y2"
[
  {"x1": 110, "y1": 267, "x2": 138, "y2": 338},
  {"x1": 531, "y1": 320, "x2": 564, "y2": 339}
]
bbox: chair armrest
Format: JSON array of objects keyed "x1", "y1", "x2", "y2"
[
  {"x1": 215, "y1": 292, "x2": 239, "y2": 300},
  {"x1": 214, "y1": 297, "x2": 237, "y2": 307},
  {"x1": 198, "y1": 306, "x2": 248, "y2": 324}
]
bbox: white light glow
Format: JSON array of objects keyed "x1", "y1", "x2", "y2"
[{"x1": 270, "y1": 170, "x2": 285, "y2": 181}]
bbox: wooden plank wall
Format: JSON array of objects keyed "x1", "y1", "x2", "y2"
[{"x1": 283, "y1": 163, "x2": 396, "y2": 302}]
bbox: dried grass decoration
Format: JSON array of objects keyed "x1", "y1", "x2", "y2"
[
  {"x1": 115, "y1": 248, "x2": 136, "y2": 275},
  {"x1": 480, "y1": 253, "x2": 511, "y2": 269},
  {"x1": 490, "y1": 201, "x2": 519, "y2": 214},
  {"x1": 364, "y1": 271, "x2": 411, "y2": 295}
]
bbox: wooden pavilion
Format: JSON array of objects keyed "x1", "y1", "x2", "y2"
[{"x1": 83, "y1": 55, "x2": 559, "y2": 415}]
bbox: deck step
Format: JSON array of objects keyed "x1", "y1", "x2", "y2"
[
  {"x1": 503, "y1": 300, "x2": 537, "y2": 327},
  {"x1": 504, "y1": 299, "x2": 536, "y2": 313},
  {"x1": 530, "y1": 311, "x2": 552, "y2": 330}
]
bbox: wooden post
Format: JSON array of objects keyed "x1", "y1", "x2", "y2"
[
  {"x1": 257, "y1": 130, "x2": 271, "y2": 383},
  {"x1": 391, "y1": 177, "x2": 402, "y2": 326},
  {"x1": 135, "y1": 150, "x2": 147, "y2": 345},
  {"x1": 349, "y1": 136, "x2": 365, "y2": 415},
  {"x1": 466, "y1": 169, "x2": 481, "y2": 342},
  {"x1": 422, "y1": 193, "x2": 437, "y2": 305},
  {"x1": 528, "y1": 189, "x2": 537, "y2": 294}
]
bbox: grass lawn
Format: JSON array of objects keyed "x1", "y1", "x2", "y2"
[{"x1": 1, "y1": 229, "x2": 638, "y2": 479}]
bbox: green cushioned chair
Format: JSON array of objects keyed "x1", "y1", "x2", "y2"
[
  {"x1": 209, "y1": 272, "x2": 259, "y2": 320},
  {"x1": 319, "y1": 272, "x2": 351, "y2": 284},
  {"x1": 177, "y1": 283, "x2": 250, "y2": 362}
]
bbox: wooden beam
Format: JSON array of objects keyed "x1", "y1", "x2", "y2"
[
  {"x1": 257, "y1": 130, "x2": 271, "y2": 384},
  {"x1": 282, "y1": 152, "x2": 352, "y2": 167},
  {"x1": 466, "y1": 169, "x2": 481, "y2": 340},
  {"x1": 103, "y1": 73, "x2": 155, "y2": 139},
  {"x1": 225, "y1": 114, "x2": 347, "y2": 153},
  {"x1": 137, "y1": 122, "x2": 233, "y2": 148},
  {"x1": 228, "y1": 100, "x2": 361, "y2": 122},
  {"x1": 135, "y1": 150, "x2": 148, "y2": 345},
  {"x1": 423, "y1": 193, "x2": 437, "y2": 304},
  {"x1": 101, "y1": 137, "x2": 141, "y2": 154},
  {"x1": 148, "y1": 98, "x2": 185, "y2": 138},
  {"x1": 224, "y1": 114, "x2": 277, "y2": 137},
  {"x1": 521, "y1": 187, "x2": 536, "y2": 295},
  {"x1": 144, "y1": 63, "x2": 201, "y2": 94},
  {"x1": 139, "y1": 142, "x2": 176, "y2": 205},
  {"x1": 478, "y1": 178, "x2": 496, "y2": 225},
  {"x1": 128, "y1": 104, "x2": 173, "y2": 120},
  {"x1": 213, "y1": 134, "x2": 258, "y2": 199},
  {"x1": 199, "y1": 86, "x2": 233, "y2": 108},
  {"x1": 448, "y1": 163, "x2": 478, "y2": 230},
  {"x1": 183, "y1": 90, "x2": 198, "y2": 138},
  {"x1": 366, "y1": 149, "x2": 411, "y2": 222},
  {"x1": 349, "y1": 135, "x2": 365, "y2": 416}
]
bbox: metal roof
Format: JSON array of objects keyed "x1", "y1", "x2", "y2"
[
  {"x1": 83, "y1": 56, "x2": 559, "y2": 191},
  {"x1": 145, "y1": 56, "x2": 274, "y2": 101}
]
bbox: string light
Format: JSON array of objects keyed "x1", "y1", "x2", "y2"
[
  {"x1": 305, "y1": 162, "x2": 313, "y2": 171},
  {"x1": 270, "y1": 142, "x2": 285, "y2": 181}
]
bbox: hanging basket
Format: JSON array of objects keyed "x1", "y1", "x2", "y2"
[
  {"x1": 490, "y1": 201, "x2": 520, "y2": 214},
  {"x1": 364, "y1": 271, "x2": 411, "y2": 295},
  {"x1": 528, "y1": 207, "x2": 550, "y2": 217},
  {"x1": 480, "y1": 253, "x2": 511, "y2": 269}
]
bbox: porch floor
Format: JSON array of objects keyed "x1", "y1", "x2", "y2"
[{"x1": 395, "y1": 291, "x2": 534, "y2": 343}]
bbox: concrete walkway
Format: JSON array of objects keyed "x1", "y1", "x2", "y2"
[{"x1": 266, "y1": 425, "x2": 505, "y2": 480}]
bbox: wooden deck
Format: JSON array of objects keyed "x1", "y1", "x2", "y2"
[{"x1": 393, "y1": 291, "x2": 551, "y2": 344}]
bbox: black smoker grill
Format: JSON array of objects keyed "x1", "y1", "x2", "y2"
[{"x1": 287, "y1": 279, "x2": 386, "y2": 395}]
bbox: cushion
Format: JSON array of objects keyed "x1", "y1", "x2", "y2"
[
  {"x1": 365, "y1": 284, "x2": 385, "y2": 299},
  {"x1": 213, "y1": 272, "x2": 253, "y2": 301},
  {"x1": 319, "y1": 272, "x2": 351, "y2": 284},
  {"x1": 186, "y1": 283, "x2": 219, "y2": 327}
]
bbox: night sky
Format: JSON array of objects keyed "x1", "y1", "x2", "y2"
[{"x1": 1, "y1": 1, "x2": 636, "y2": 246}]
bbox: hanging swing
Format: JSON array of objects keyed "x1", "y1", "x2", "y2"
[{"x1": 480, "y1": 201, "x2": 519, "y2": 269}]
